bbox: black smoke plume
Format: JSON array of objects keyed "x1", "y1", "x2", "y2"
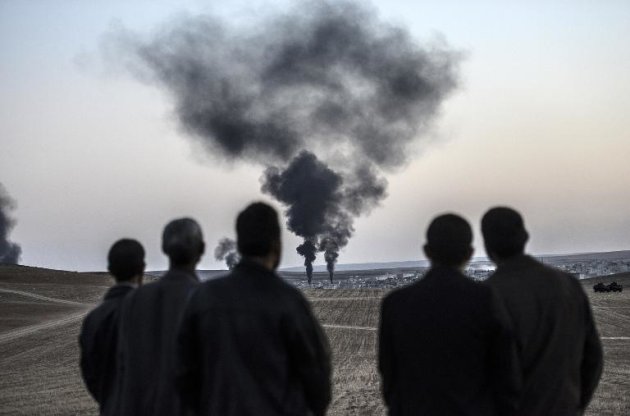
[
  {"x1": 214, "y1": 237, "x2": 240, "y2": 270},
  {"x1": 296, "y1": 239, "x2": 317, "y2": 283},
  {"x1": 261, "y1": 151, "x2": 385, "y2": 282},
  {"x1": 0, "y1": 183, "x2": 21, "y2": 265},
  {"x1": 109, "y1": 0, "x2": 460, "y2": 281},
  {"x1": 319, "y1": 237, "x2": 339, "y2": 283}
]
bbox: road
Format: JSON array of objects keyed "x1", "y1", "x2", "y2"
[{"x1": 0, "y1": 288, "x2": 91, "y2": 344}]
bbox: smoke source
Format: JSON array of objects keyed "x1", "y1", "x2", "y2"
[
  {"x1": 214, "y1": 237, "x2": 240, "y2": 270},
  {"x1": 0, "y1": 183, "x2": 21, "y2": 264},
  {"x1": 261, "y1": 150, "x2": 385, "y2": 282},
  {"x1": 110, "y1": 0, "x2": 460, "y2": 281}
]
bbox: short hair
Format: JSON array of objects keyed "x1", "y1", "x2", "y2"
[
  {"x1": 108, "y1": 239, "x2": 145, "y2": 282},
  {"x1": 481, "y1": 207, "x2": 528, "y2": 259},
  {"x1": 236, "y1": 202, "x2": 281, "y2": 257},
  {"x1": 425, "y1": 214, "x2": 473, "y2": 266},
  {"x1": 162, "y1": 218, "x2": 204, "y2": 266}
]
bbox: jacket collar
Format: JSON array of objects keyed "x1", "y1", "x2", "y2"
[
  {"x1": 104, "y1": 283, "x2": 135, "y2": 301},
  {"x1": 423, "y1": 264, "x2": 468, "y2": 282},
  {"x1": 161, "y1": 268, "x2": 200, "y2": 284},
  {"x1": 233, "y1": 258, "x2": 278, "y2": 279},
  {"x1": 495, "y1": 254, "x2": 537, "y2": 272}
]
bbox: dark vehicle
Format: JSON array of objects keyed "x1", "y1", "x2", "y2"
[
  {"x1": 608, "y1": 282, "x2": 623, "y2": 292},
  {"x1": 593, "y1": 282, "x2": 623, "y2": 293}
]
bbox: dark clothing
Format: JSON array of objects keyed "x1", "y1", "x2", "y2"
[
  {"x1": 175, "y1": 260, "x2": 332, "y2": 416},
  {"x1": 379, "y1": 266, "x2": 521, "y2": 416},
  {"x1": 110, "y1": 269, "x2": 199, "y2": 416},
  {"x1": 486, "y1": 255, "x2": 603, "y2": 415},
  {"x1": 79, "y1": 284, "x2": 134, "y2": 414}
]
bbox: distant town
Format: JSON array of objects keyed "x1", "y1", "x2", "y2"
[{"x1": 284, "y1": 251, "x2": 630, "y2": 290}]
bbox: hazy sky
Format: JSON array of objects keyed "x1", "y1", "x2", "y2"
[{"x1": 1, "y1": 0, "x2": 629, "y2": 271}]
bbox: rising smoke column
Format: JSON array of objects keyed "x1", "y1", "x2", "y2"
[
  {"x1": 214, "y1": 237, "x2": 240, "y2": 270},
  {"x1": 319, "y1": 237, "x2": 338, "y2": 283},
  {"x1": 0, "y1": 183, "x2": 21, "y2": 264},
  {"x1": 261, "y1": 151, "x2": 386, "y2": 282},
  {"x1": 261, "y1": 151, "x2": 343, "y2": 282},
  {"x1": 109, "y1": 0, "x2": 460, "y2": 281},
  {"x1": 296, "y1": 240, "x2": 317, "y2": 283}
]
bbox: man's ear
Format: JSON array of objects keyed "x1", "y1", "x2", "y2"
[
  {"x1": 423, "y1": 244, "x2": 432, "y2": 261},
  {"x1": 273, "y1": 239, "x2": 282, "y2": 257}
]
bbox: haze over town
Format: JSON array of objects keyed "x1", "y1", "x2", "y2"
[{"x1": 1, "y1": 0, "x2": 629, "y2": 271}]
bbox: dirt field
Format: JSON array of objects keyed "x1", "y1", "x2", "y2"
[{"x1": 0, "y1": 266, "x2": 628, "y2": 415}]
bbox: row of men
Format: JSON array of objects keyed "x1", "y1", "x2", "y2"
[{"x1": 79, "y1": 203, "x2": 603, "y2": 416}]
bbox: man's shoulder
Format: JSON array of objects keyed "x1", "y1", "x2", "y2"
[
  {"x1": 185, "y1": 273, "x2": 308, "y2": 322},
  {"x1": 196, "y1": 274, "x2": 232, "y2": 295},
  {"x1": 489, "y1": 256, "x2": 574, "y2": 283},
  {"x1": 86, "y1": 294, "x2": 120, "y2": 320},
  {"x1": 120, "y1": 280, "x2": 173, "y2": 313},
  {"x1": 382, "y1": 281, "x2": 422, "y2": 309},
  {"x1": 126, "y1": 280, "x2": 159, "y2": 300},
  {"x1": 487, "y1": 255, "x2": 587, "y2": 307},
  {"x1": 426, "y1": 268, "x2": 491, "y2": 294},
  {"x1": 81, "y1": 296, "x2": 122, "y2": 340},
  {"x1": 198, "y1": 270, "x2": 304, "y2": 299}
]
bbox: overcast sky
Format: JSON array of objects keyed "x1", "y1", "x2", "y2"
[{"x1": 1, "y1": 0, "x2": 629, "y2": 271}]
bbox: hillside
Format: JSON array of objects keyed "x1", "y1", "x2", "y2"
[{"x1": 0, "y1": 264, "x2": 628, "y2": 415}]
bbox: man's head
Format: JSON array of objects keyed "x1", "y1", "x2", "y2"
[
  {"x1": 162, "y1": 218, "x2": 205, "y2": 268},
  {"x1": 108, "y1": 239, "x2": 145, "y2": 284},
  {"x1": 424, "y1": 214, "x2": 473, "y2": 268},
  {"x1": 236, "y1": 202, "x2": 281, "y2": 270},
  {"x1": 481, "y1": 207, "x2": 528, "y2": 262}
]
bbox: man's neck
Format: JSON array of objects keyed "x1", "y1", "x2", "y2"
[
  {"x1": 430, "y1": 262, "x2": 466, "y2": 273},
  {"x1": 169, "y1": 263, "x2": 197, "y2": 275},
  {"x1": 245, "y1": 256, "x2": 275, "y2": 272},
  {"x1": 494, "y1": 253, "x2": 526, "y2": 267},
  {"x1": 115, "y1": 281, "x2": 138, "y2": 288}
]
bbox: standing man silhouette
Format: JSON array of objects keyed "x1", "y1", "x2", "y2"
[
  {"x1": 379, "y1": 214, "x2": 521, "y2": 415},
  {"x1": 482, "y1": 207, "x2": 603, "y2": 415},
  {"x1": 112, "y1": 218, "x2": 204, "y2": 416},
  {"x1": 176, "y1": 202, "x2": 331, "y2": 416},
  {"x1": 79, "y1": 239, "x2": 144, "y2": 415}
]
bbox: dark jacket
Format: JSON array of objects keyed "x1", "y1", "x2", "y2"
[
  {"x1": 379, "y1": 266, "x2": 521, "y2": 416},
  {"x1": 110, "y1": 269, "x2": 200, "y2": 416},
  {"x1": 79, "y1": 284, "x2": 135, "y2": 414},
  {"x1": 486, "y1": 255, "x2": 603, "y2": 415},
  {"x1": 175, "y1": 260, "x2": 332, "y2": 416}
]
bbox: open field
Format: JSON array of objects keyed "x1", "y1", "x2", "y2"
[{"x1": 0, "y1": 265, "x2": 629, "y2": 415}]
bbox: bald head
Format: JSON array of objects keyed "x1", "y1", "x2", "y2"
[{"x1": 162, "y1": 218, "x2": 205, "y2": 267}]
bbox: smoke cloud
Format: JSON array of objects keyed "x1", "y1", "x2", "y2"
[
  {"x1": 214, "y1": 237, "x2": 240, "y2": 270},
  {"x1": 109, "y1": 0, "x2": 460, "y2": 281},
  {"x1": 0, "y1": 183, "x2": 21, "y2": 265},
  {"x1": 261, "y1": 151, "x2": 385, "y2": 281}
]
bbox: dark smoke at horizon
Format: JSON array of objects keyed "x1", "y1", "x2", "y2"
[
  {"x1": 108, "y1": 0, "x2": 460, "y2": 281},
  {"x1": 261, "y1": 151, "x2": 385, "y2": 282},
  {"x1": 296, "y1": 239, "x2": 317, "y2": 283},
  {"x1": 0, "y1": 183, "x2": 21, "y2": 265},
  {"x1": 319, "y1": 237, "x2": 339, "y2": 283},
  {"x1": 214, "y1": 237, "x2": 240, "y2": 270}
]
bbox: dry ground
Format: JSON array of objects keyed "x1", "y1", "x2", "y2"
[{"x1": 0, "y1": 266, "x2": 628, "y2": 415}]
